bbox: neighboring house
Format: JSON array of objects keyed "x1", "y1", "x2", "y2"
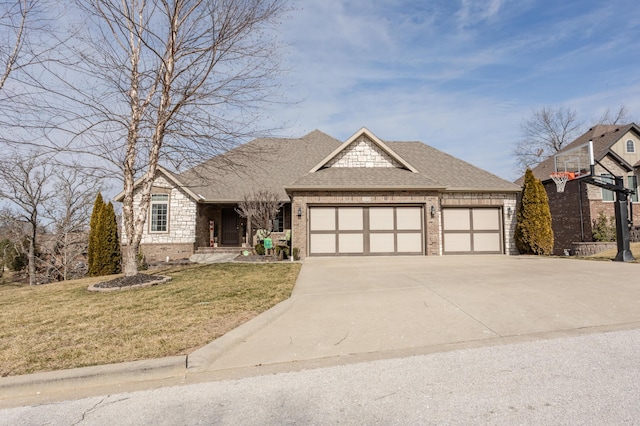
[
  {"x1": 525, "y1": 123, "x2": 640, "y2": 255},
  {"x1": 117, "y1": 127, "x2": 520, "y2": 261}
]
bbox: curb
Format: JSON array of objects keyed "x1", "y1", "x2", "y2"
[{"x1": 0, "y1": 356, "x2": 186, "y2": 402}]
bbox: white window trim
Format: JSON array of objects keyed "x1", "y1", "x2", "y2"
[
  {"x1": 626, "y1": 139, "x2": 635, "y2": 153},
  {"x1": 150, "y1": 194, "x2": 170, "y2": 233}
]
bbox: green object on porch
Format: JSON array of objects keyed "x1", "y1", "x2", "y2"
[{"x1": 264, "y1": 238, "x2": 273, "y2": 249}]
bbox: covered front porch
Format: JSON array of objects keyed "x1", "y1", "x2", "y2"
[{"x1": 195, "y1": 203, "x2": 292, "y2": 252}]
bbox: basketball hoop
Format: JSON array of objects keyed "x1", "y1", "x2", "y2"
[{"x1": 550, "y1": 172, "x2": 575, "y2": 193}]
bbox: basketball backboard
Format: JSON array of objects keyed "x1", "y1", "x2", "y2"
[{"x1": 553, "y1": 140, "x2": 594, "y2": 178}]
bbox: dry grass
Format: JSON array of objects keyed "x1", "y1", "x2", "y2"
[
  {"x1": 0, "y1": 262, "x2": 300, "y2": 377},
  {"x1": 587, "y1": 242, "x2": 640, "y2": 261}
]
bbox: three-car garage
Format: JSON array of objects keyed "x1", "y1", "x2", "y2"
[{"x1": 308, "y1": 205, "x2": 504, "y2": 256}]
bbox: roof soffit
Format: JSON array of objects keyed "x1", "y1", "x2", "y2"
[{"x1": 308, "y1": 127, "x2": 419, "y2": 173}]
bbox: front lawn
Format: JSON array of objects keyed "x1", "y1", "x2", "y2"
[{"x1": 0, "y1": 262, "x2": 300, "y2": 377}]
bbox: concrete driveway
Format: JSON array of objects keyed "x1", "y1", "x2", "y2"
[{"x1": 190, "y1": 255, "x2": 640, "y2": 373}]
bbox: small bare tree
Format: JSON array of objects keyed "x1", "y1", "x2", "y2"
[
  {"x1": 0, "y1": 152, "x2": 54, "y2": 285},
  {"x1": 236, "y1": 189, "x2": 284, "y2": 247}
]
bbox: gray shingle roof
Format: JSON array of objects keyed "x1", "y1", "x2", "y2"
[
  {"x1": 525, "y1": 123, "x2": 640, "y2": 184},
  {"x1": 175, "y1": 129, "x2": 520, "y2": 201},
  {"x1": 176, "y1": 130, "x2": 341, "y2": 202},
  {"x1": 388, "y1": 142, "x2": 521, "y2": 191}
]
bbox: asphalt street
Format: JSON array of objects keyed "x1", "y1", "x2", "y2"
[{"x1": 3, "y1": 328, "x2": 640, "y2": 425}]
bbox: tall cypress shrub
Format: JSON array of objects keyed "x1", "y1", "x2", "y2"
[
  {"x1": 515, "y1": 169, "x2": 554, "y2": 255},
  {"x1": 101, "y1": 202, "x2": 121, "y2": 275},
  {"x1": 88, "y1": 193, "x2": 105, "y2": 276}
]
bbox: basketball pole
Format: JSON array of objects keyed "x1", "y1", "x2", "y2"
[{"x1": 584, "y1": 160, "x2": 635, "y2": 262}]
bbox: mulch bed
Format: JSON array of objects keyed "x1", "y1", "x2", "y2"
[{"x1": 89, "y1": 274, "x2": 171, "y2": 292}]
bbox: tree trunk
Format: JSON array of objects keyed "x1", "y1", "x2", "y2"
[
  {"x1": 28, "y1": 222, "x2": 36, "y2": 286},
  {"x1": 122, "y1": 242, "x2": 139, "y2": 277}
]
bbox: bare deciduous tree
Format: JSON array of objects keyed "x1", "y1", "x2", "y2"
[
  {"x1": 30, "y1": 0, "x2": 291, "y2": 276},
  {"x1": 514, "y1": 106, "x2": 583, "y2": 173},
  {"x1": 594, "y1": 105, "x2": 629, "y2": 126},
  {"x1": 0, "y1": 152, "x2": 54, "y2": 284},
  {"x1": 236, "y1": 189, "x2": 284, "y2": 247},
  {"x1": 39, "y1": 167, "x2": 103, "y2": 281},
  {"x1": 514, "y1": 105, "x2": 634, "y2": 174}
]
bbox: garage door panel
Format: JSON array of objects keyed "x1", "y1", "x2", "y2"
[
  {"x1": 310, "y1": 208, "x2": 335, "y2": 231},
  {"x1": 396, "y1": 207, "x2": 422, "y2": 230},
  {"x1": 338, "y1": 207, "x2": 363, "y2": 230},
  {"x1": 370, "y1": 233, "x2": 394, "y2": 253},
  {"x1": 310, "y1": 234, "x2": 335, "y2": 254},
  {"x1": 397, "y1": 233, "x2": 422, "y2": 252},
  {"x1": 474, "y1": 233, "x2": 501, "y2": 252},
  {"x1": 369, "y1": 208, "x2": 394, "y2": 230},
  {"x1": 444, "y1": 233, "x2": 472, "y2": 252},
  {"x1": 339, "y1": 233, "x2": 364, "y2": 253},
  {"x1": 443, "y1": 209, "x2": 471, "y2": 230},
  {"x1": 473, "y1": 209, "x2": 500, "y2": 230}
]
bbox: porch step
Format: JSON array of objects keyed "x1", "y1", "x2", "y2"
[{"x1": 195, "y1": 247, "x2": 248, "y2": 255}]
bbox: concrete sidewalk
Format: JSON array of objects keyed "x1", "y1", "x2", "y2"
[{"x1": 3, "y1": 255, "x2": 640, "y2": 407}]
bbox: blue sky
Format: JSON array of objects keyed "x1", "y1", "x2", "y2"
[{"x1": 270, "y1": 0, "x2": 640, "y2": 180}]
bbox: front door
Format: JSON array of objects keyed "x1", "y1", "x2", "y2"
[{"x1": 221, "y1": 208, "x2": 239, "y2": 245}]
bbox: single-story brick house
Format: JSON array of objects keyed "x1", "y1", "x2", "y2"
[
  {"x1": 525, "y1": 123, "x2": 640, "y2": 255},
  {"x1": 118, "y1": 127, "x2": 520, "y2": 261}
]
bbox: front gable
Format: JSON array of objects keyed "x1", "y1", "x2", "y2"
[
  {"x1": 310, "y1": 127, "x2": 418, "y2": 173},
  {"x1": 609, "y1": 128, "x2": 640, "y2": 168}
]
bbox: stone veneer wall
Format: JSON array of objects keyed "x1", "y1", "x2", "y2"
[
  {"x1": 122, "y1": 175, "x2": 197, "y2": 262},
  {"x1": 440, "y1": 192, "x2": 518, "y2": 255},
  {"x1": 325, "y1": 135, "x2": 401, "y2": 168}
]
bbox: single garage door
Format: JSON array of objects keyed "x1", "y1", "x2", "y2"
[
  {"x1": 442, "y1": 208, "x2": 503, "y2": 254},
  {"x1": 309, "y1": 206, "x2": 424, "y2": 256}
]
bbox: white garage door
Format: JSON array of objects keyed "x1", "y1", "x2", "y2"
[
  {"x1": 309, "y1": 206, "x2": 424, "y2": 256},
  {"x1": 442, "y1": 208, "x2": 503, "y2": 254}
]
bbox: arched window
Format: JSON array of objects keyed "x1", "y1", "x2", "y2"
[{"x1": 626, "y1": 139, "x2": 635, "y2": 153}]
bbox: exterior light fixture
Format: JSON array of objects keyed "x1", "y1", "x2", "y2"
[
  {"x1": 297, "y1": 206, "x2": 302, "y2": 218},
  {"x1": 430, "y1": 205, "x2": 436, "y2": 218},
  {"x1": 507, "y1": 207, "x2": 513, "y2": 217}
]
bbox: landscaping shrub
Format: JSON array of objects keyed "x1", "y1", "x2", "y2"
[
  {"x1": 292, "y1": 247, "x2": 300, "y2": 260},
  {"x1": 514, "y1": 168, "x2": 554, "y2": 255},
  {"x1": 255, "y1": 243, "x2": 265, "y2": 255},
  {"x1": 592, "y1": 211, "x2": 616, "y2": 242}
]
